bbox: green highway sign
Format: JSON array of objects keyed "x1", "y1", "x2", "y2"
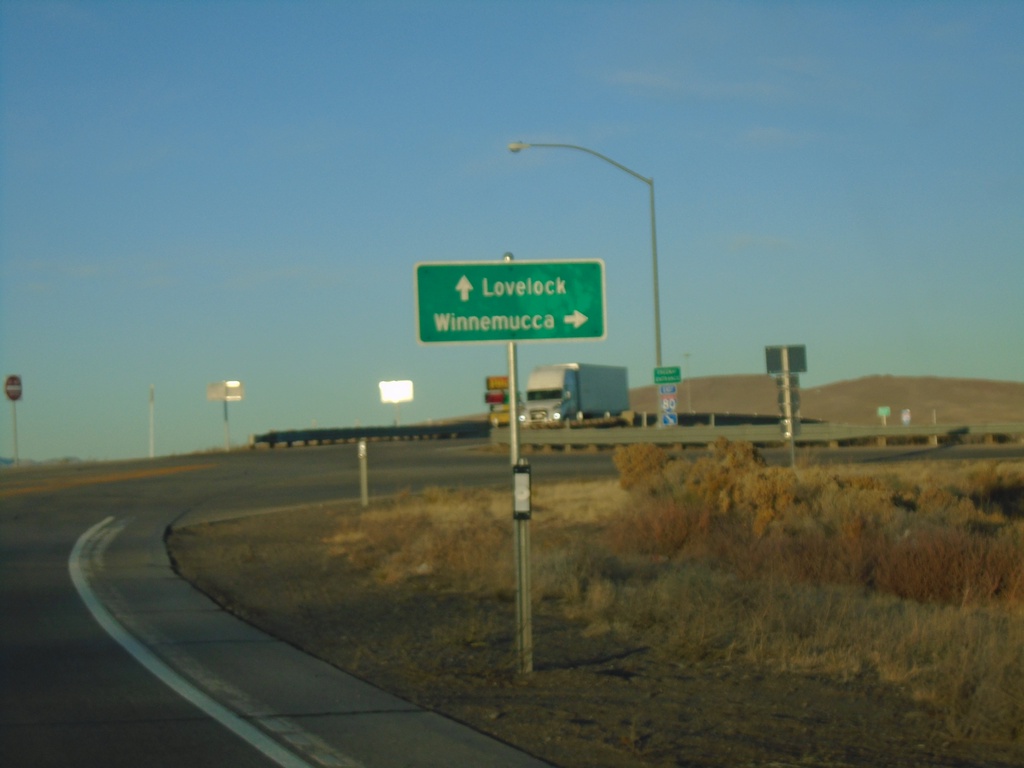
[
  {"x1": 654, "y1": 366, "x2": 681, "y2": 384},
  {"x1": 415, "y1": 260, "x2": 606, "y2": 344}
]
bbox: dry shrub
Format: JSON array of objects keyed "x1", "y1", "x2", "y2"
[
  {"x1": 711, "y1": 436, "x2": 767, "y2": 469},
  {"x1": 605, "y1": 498, "x2": 705, "y2": 559},
  {"x1": 609, "y1": 444, "x2": 1024, "y2": 611},
  {"x1": 681, "y1": 438, "x2": 767, "y2": 513},
  {"x1": 682, "y1": 457, "x2": 737, "y2": 511},
  {"x1": 811, "y1": 481, "x2": 911, "y2": 540},
  {"x1": 916, "y1": 486, "x2": 975, "y2": 519},
  {"x1": 612, "y1": 443, "x2": 668, "y2": 491},
  {"x1": 967, "y1": 463, "x2": 1024, "y2": 518},
  {"x1": 875, "y1": 528, "x2": 1024, "y2": 605},
  {"x1": 737, "y1": 467, "x2": 799, "y2": 536}
]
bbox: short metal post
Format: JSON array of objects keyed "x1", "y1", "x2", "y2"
[
  {"x1": 513, "y1": 459, "x2": 532, "y2": 674},
  {"x1": 223, "y1": 401, "x2": 231, "y2": 452},
  {"x1": 358, "y1": 439, "x2": 369, "y2": 507}
]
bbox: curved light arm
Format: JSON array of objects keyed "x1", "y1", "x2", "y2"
[
  {"x1": 507, "y1": 141, "x2": 663, "y2": 368},
  {"x1": 508, "y1": 142, "x2": 651, "y2": 185}
]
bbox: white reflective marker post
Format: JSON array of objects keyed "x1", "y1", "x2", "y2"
[{"x1": 358, "y1": 439, "x2": 369, "y2": 507}]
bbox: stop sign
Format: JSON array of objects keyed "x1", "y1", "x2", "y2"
[{"x1": 5, "y1": 375, "x2": 22, "y2": 402}]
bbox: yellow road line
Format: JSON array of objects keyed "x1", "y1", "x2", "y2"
[{"x1": 0, "y1": 463, "x2": 213, "y2": 499}]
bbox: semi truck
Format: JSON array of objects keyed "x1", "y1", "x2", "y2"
[{"x1": 522, "y1": 363, "x2": 629, "y2": 424}]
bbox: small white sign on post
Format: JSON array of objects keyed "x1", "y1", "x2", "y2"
[
  {"x1": 207, "y1": 380, "x2": 245, "y2": 451},
  {"x1": 379, "y1": 380, "x2": 413, "y2": 426},
  {"x1": 207, "y1": 381, "x2": 245, "y2": 402}
]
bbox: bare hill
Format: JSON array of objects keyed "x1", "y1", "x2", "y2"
[{"x1": 630, "y1": 375, "x2": 1024, "y2": 426}]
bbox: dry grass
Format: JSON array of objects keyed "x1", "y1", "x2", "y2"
[
  {"x1": 170, "y1": 443, "x2": 1024, "y2": 749},
  {"x1": 306, "y1": 443, "x2": 1024, "y2": 744}
]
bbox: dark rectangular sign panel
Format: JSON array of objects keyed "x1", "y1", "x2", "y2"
[{"x1": 765, "y1": 345, "x2": 807, "y2": 374}]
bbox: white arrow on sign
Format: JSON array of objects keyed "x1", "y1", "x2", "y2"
[
  {"x1": 563, "y1": 310, "x2": 589, "y2": 329},
  {"x1": 455, "y1": 275, "x2": 473, "y2": 301}
]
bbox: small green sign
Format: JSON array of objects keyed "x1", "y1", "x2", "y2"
[
  {"x1": 415, "y1": 260, "x2": 606, "y2": 344},
  {"x1": 654, "y1": 366, "x2": 681, "y2": 384}
]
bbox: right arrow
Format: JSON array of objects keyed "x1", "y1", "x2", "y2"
[{"x1": 563, "y1": 310, "x2": 588, "y2": 329}]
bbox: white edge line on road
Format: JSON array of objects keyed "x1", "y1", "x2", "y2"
[{"x1": 69, "y1": 516, "x2": 318, "y2": 768}]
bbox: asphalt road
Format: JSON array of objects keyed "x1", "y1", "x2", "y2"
[
  {"x1": 0, "y1": 440, "x2": 606, "y2": 768},
  {"x1": 2, "y1": 438, "x2": 1021, "y2": 767}
]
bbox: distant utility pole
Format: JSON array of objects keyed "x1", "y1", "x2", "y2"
[
  {"x1": 149, "y1": 384, "x2": 155, "y2": 459},
  {"x1": 683, "y1": 353, "x2": 692, "y2": 413}
]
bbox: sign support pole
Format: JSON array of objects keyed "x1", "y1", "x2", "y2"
[
  {"x1": 358, "y1": 439, "x2": 369, "y2": 507},
  {"x1": 781, "y1": 347, "x2": 796, "y2": 468},
  {"x1": 766, "y1": 346, "x2": 805, "y2": 470},
  {"x1": 207, "y1": 380, "x2": 244, "y2": 453},
  {"x1": 223, "y1": 401, "x2": 231, "y2": 452},
  {"x1": 5, "y1": 376, "x2": 21, "y2": 466},
  {"x1": 9, "y1": 400, "x2": 18, "y2": 467},
  {"x1": 505, "y1": 252, "x2": 533, "y2": 674}
]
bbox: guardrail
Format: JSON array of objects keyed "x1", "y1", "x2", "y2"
[
  {"x1": 489, "y1": 422, "x2": 1024, "y2": 450},
  {"x1": 251, "y1": 420, "x2": 490, "y2": 448},
  {"x1": 250, "y1": 419, "x2": 1024, "y2": 451}
]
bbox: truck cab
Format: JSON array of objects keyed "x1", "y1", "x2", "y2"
[{"x1": 525, "y1": 365, "x2": 579, "y2": 423}]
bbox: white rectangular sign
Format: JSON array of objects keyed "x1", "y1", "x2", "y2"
[
  {"x1": 207, "y1": 381, "x2": 245, "y2": 402},
  {"x1": 379, "y1": 380, "x2": 414, "y2": 404}
]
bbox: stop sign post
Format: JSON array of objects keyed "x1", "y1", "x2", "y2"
[{"x1": 5, "y1": 375, "x2": 21, "y2": 465}]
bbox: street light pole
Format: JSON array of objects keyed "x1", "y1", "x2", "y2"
[{"x1": 508, "y1": 141, "x2": 663, "y2": 368}]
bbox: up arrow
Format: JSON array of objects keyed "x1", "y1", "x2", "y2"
[
  {"x1": 563, "y1": 310, "x2": 589, "y2": 329},
  {"x1": 455, "y1": 275, "x2": 473, "y2": 301}
]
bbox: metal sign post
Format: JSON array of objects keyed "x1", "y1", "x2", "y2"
[
  {"x1": 5, "y1": 375, "x2": 21, "y2": 466},
  {"x1": 415, "y1": 251, "x2": 608, "y2": 675},
  {"x1": 503, "y1": 252, "x2": 533, "y2": 674},
  {"x1": 207, "y1": 381, "x2": 245, "y2": 452},
  {"x1": 149, "y1": 384, "x2": 155, "y2": 459},
  {"x1": 765, "y1": 346, "x2": 806, "y2": 468}
]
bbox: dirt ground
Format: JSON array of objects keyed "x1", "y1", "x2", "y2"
[{"x1": 168, "y1": 505, "x2": 1024, "y2": 768}]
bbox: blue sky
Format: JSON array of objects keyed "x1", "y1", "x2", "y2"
[{"x1": 2, "y1": 1, "x2": 1022, "y2": 462}]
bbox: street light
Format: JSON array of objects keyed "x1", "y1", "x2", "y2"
[{"x1": 508, "y1": 141, "x2": 663, "y2": 368}]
